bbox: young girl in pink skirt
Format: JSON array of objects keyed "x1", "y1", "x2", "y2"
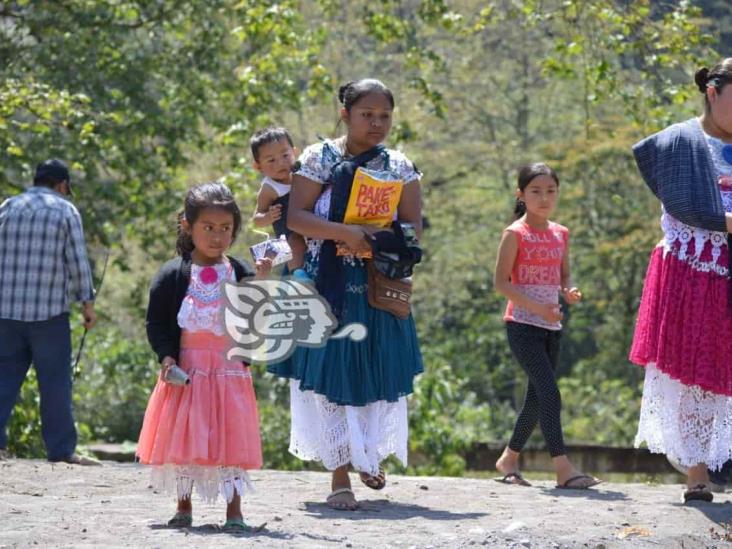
[{"x1": 137, "y1": 181, "x2": 271, "y2": 530}]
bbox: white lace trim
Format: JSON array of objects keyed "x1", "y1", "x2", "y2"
[
  {"x1": 176, "y1": 263, "x2": 234, "y2": 335},
  {"x1": 660, "y1": 214, "x2": 729, "y2": 276},
  {"x1": 635, "y1": 363, "x2": 732, "y2": 470},
  {"x1": 150, "y1": 464, "x2": 254, "y2": 503},
  {"x1": 658, "y1": 134, "x2": 732, "y2": 276},
  {"x1": 178, "y1": 300, "x2": 226, "y2": 335},
  {"x1": 288, "y1": 379, "x2": 408, "y2": 476}
]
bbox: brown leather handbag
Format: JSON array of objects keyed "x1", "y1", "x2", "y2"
[{"x1": 366, "y1": 259, "x2": 412, "y2": 319}]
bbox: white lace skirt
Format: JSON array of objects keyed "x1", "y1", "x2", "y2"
[
  {"x1": 635, "y1": 363, "x2": 732, "y2": 470},
  {"x1": 150, "y1": 464, "x2": 254, "y2": 503},
  {"x1": 289, "y1": 379, "x2": 408, "y2": 476}
]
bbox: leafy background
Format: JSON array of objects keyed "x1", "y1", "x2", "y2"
[{"x1": 2, "y1": 0, "x2": 730, "y2": 475}]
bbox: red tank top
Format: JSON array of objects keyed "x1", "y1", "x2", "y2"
[{"x1": 503, "y1": 219, "x2": 568, "y2": 330}]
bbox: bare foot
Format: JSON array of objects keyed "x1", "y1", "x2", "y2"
[
  {"x1": 495, "y1": 447, "x2": 521, "y2": 476},
  {"x1": 327, "y1": 488, "x2": 358, "y2": 510},
  {"x1": 168, "y1": 497, "x2": 192, "y2": 527},
  {"x1": 686, "y1": 463, "x2": 710, "y2": 490},
  {"x1": 552, "y1": 455, "x2": 601, "y2": 489},
  {"x1": 226, "y1": 492, "x2": 242, "y2": 522},
  {"x1": 177, "y1": 497, "x2": 192, "y2": 515},
  {"x1": 556, "y1": 473, "x2": 602, "y2": 489},
  {"x1": 328, "y1": 466, "x2": 358, "y2": 510}
]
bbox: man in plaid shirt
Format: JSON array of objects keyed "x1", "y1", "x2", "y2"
[{"x1": 0, "y1": 159, "x2": 98, "y2": 464}]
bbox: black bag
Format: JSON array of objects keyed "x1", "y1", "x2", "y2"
[{"x1": 369, "y1": 222, "x2": 422, "y2": 279}]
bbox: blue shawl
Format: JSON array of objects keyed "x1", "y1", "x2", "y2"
[
  {"x1": 633, "y1": 117, "x2": 726, "y2": 231},
  {"x1": 633, "y1": 117, "x2": 731, "y2": 305}
]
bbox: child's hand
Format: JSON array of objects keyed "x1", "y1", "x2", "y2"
[
  {"x1": 161, "y1": 356, "x2": 177, "y2": 372},
  {"x1": 265, "y1": 204, "x2": 282, "y2": 223},
  {"x1": 536, "y1": 303, "x2": 563, "y2": 323},
  {"x1": 255, "y1": 257, "x2": 273, "y2": 279},
  {"x1": 562, "y1": 287, "x2": 583, "y2": 304}
]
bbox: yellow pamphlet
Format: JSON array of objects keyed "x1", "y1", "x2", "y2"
[{"x1": 337, "y1": 167, "x2": 403, "y2": 257}]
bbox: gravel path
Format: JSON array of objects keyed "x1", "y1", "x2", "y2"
[{"x1": 1, "y1": 459, "x2": 732, "y2": 548}]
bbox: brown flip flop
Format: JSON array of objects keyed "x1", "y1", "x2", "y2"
[
  {"x1": 359, "y1": 467, "x2": 386, "y2": 490},
  {"x1": 556, "y1": 474, "x2": 602, "y2": 489},
  {"x1": 494, "y1": 472, "x2": 532, "y2": 487}
]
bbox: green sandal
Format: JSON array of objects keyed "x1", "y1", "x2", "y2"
[
  {"x1": 167, "y1": 512, "x2": 192, "y2": 527},
  {"x1": 222, "y1": 518, "x2": 252, "y2": 532}
]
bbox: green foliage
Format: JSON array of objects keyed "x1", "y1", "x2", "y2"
[
  {"x1": 535, "y1": 0, "x2": 715, "y2": 132},
  {"x1": 559, "y1": 364, "x2": 642, "y2": 446},
  {"x1": 0, "y1": 0, "x2": 334, "y2": 255},
  {"x1": 72, "y1": 327, "x2": 160, "y2": 444},
  {"x1": 697, "y1": 0, "x2": 732, "y2": 52},
  {"x1": 6, "y1": 370, "x2": 45, "y2": 458},
  {"x1": 408, "y1": 364, "x2": 504, "y2": 475}
]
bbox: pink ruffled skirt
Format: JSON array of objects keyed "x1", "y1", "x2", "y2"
[
  {"x1": 137, "y1": 331, "x2": 262, "y2": 469},
  {"x1": 630, "y1": 244, "x2": 732, "y2": 396}
]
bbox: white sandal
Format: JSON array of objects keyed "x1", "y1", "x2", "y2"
[{"x1": 326, "y1": 487, "x2": 358, "y2": 510}]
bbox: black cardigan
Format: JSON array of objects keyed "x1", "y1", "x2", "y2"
[{"x1": 145, "y1": 254, "x2": 255, "y2": 363}]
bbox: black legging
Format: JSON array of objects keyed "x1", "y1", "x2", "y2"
[{"x1": 506, "y1": 321, "x2": 566, "y2": 457}]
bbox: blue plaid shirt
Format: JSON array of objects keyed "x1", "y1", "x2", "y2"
[{"x1": 0, "y1": 186, "x2": 95, "y2": 321}]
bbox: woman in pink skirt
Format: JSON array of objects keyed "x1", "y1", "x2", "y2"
[
  {"x1": 137, "y1": 182, "x2": 270, "y2": 529},
  {"x1": 631, "y1": 58, "x2": 732, "y2": 502}
]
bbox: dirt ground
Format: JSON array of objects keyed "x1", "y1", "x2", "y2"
[{"x1": 1, "y1": 459, "x2": 732, "y2": 548}]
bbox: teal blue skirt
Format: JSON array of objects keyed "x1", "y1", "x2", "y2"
[{"x1": 267, "y1": 260, "x2": 423, "y2": 406}]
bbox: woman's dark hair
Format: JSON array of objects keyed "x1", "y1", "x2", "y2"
[
  {"x1": 176, "y1": 181, "x2": 242, "y2": 256},
  {"x1": 694, "y1": 58, "x2": 732, "y2": 110},
  {"x1": 514, "y1": 163, "x2": 560, "y2": 219},
  {"x1": 338, "y1": 79, "x2": 395, "y2": 112}
]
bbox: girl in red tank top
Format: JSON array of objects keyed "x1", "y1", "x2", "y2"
[{"x1": 492, "y1": 163, "x2": 601, "y2": 490}]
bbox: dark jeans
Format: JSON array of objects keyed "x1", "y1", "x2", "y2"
[
  {"x1": 506, "y1": 321, "x2": 566, "y2": 457},
  {"x1": 0, "y1": 314, "x2": 76, "y2": 459}
]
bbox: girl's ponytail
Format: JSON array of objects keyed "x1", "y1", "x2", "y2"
[
  {"x1": 695, "y1": 67, "x2": 711, "y2": 94},
  {"x1": 176, "y1": 210, "x2": 194, "y2": 256},
  {"x1": 514, "y1": 198, "x2": 527, "y2": 219}
]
